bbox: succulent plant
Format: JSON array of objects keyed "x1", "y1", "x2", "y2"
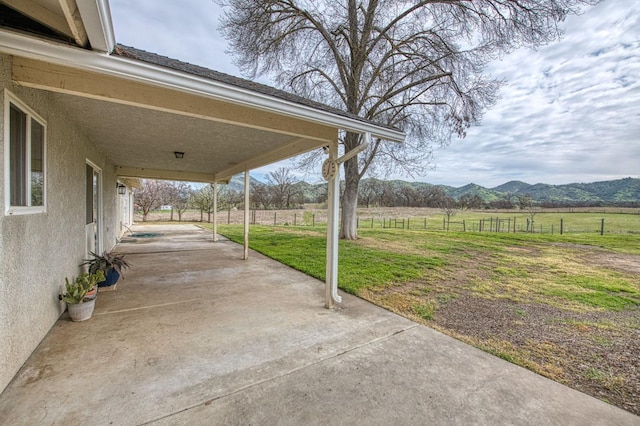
[{"x1": 59, "y1": 270, "x2": 105, "y2": 304}]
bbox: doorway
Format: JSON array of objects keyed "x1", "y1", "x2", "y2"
[{"x1": 85, "y1": 161, "x2": 102, "y2": 256}]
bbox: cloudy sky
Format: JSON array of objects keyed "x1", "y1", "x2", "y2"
[{"x1": 110, "y1": 0, "x2": 639, "y2": 188}]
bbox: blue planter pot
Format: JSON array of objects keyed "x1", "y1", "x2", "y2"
[{"x1": 98, "y1": 269, "x2": 120, "y2": 287}]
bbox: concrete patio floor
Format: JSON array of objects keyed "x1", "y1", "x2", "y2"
[{"x1": 0, "y1": 224, "x2": 637, "y2": 425}]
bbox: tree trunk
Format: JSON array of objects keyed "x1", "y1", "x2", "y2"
[{"x1": 340, "y1": 153, "x2": 361, "y2": 240}]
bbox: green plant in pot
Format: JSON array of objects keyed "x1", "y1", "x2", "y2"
[
  {"x1": 81, "y1": 250, "x2": 130, "y2": 288},
  {"x1": 59, "y1": 270, "x2": 104, "y2": 321}
]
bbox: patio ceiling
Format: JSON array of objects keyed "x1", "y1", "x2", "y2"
[{"x1": 10, "y1": 54, "x2": 341, "y2": 183}]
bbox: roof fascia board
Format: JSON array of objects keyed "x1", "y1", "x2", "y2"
[
  {"x1": 0, "y1": 30, "x2": 404, "y2": 143},
  {"x1": 75, "y1": 0, "x2": 115, "y2": 52}
]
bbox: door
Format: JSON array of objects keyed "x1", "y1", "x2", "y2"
[{"x1": 85, "y1": 161, "x2": 102, "y2": 256}]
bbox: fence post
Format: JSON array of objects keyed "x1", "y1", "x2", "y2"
[
  {"x1": 443, "y1": 217, "x2": 446, "y2": 230},
  {"x1": 601, "y1": 218, "x2": 605, "y2": 235},
  {"x1": 560, "y1": 218, "x2": 563, "y2": 235},
  {"x1": 371, "y1": 217, "x2": 374, "y2": 228},
  {"x1": 424, "y1": 217, "x2": 427, "y2": 229},
  {"x1": 357, "y1": 217, "x2": 359, "y2": 228},
  {"x1": 513, "y1": 217, "x2": 516, "y2": 233},
  {"x1": 274, "y1": 212, "x2": 277, "y2": 226},
  {"x1": 313, "y1": 214, "x2": 315, "y2": 227},
  {"x1": 463, "y1": 220, "x2": 466, "y2": 232},
  {"x1": 294, "y1": 213, "x2": 297, "y2": 226},
  {"x1": 228, "y1": 208, "x2": 231, "y2": 224},
  {"x1": 407, "y1": 218, "x2": 410, "y2": 230}
]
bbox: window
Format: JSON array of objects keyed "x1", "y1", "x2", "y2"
[{"x1": 4, "y1": 92, "x2": 46, "y2": 215}]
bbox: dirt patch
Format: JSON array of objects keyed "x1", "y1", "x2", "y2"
[
  {"x1": 588, "y1": 252, "x2": 640, "y2": 275},
  {"x1": 359, "y1": 244, "x2": 640, "y2": 416},
  {"x1": 435, "y1": 295, "x2": 639, "y2": 414}
]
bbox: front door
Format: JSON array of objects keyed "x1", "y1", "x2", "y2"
[{"x1": 85, "y1": 161, "x2": 102, "y2": 256}]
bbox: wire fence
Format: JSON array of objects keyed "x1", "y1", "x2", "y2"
[{"x1": 138, "y1": 208, "x2": 640, "y2": 235}]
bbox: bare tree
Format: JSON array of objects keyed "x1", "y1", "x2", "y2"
[
  {"x1": 439, "y1": 196, "x2": 458, "y2": 230},
  {"x1": 133, "y1": 180, "x2": 165, "y2": 221},
  {"x1": 250, "y1": 181, "x2": 272, "y2": 209},
  {"x1": 191, "y1": 184, "x2": 216, "y2": 222},
  {"x1": 219, "y1": 0, "x2": 598, "y2": 239},
  {"x1": 267, "y1": 167, "x2": 301, "y2": 209},
  {"x1": 168, "y1": 181, "x2": 192, "y2": 222}
]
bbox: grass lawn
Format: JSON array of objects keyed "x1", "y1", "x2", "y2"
[{"x1": 201, "y1": 223, "x2": 640, "y2": 415}]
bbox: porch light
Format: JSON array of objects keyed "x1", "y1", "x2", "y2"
[
  {"x1": 174, "y1": 151, "x2": 185, "y2": 159},
  {"x1": 117, "y1": 184, "x2": 127, "y2": 195}
]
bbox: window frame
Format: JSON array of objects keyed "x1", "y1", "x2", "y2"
[{"x1": 4, "y1": 90, "x2": 47, "y2": 216}]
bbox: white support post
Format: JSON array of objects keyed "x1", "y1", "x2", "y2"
[
  {"x1": 212, "y1": 182, "x2": 218, "y2": 242},
  {"x1": 243, "y1": 171, "x2": 250, "y2": 260},
  {"x1": 325, "y1": 141, "x2": 341, "y2": 308}
]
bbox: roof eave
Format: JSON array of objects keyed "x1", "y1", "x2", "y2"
[{"x1": 0, "y1": 30, "x2": 404, "y2": 143}]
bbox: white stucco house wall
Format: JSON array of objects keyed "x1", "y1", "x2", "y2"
[{"x1": 0, "y1": 0, "x2": 403, "y2": 394}]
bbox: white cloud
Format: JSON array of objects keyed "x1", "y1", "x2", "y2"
[{"x1": 110, "y1": 0, "x2": 640, "y2": 187}]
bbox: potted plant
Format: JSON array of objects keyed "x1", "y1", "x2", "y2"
[
  {"x1": 59, "y1": 270, "x2": 104, "y2": 321},
  {"x1": 81, "y1": 250, "x2": 130, "y2": 288}
]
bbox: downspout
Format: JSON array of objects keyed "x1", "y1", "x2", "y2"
[
  {"x1": 325, "y1": 133, "x2": 371, "y2": 308},
  {"x1": 213, "y1": 182, "x2": 218, "y2": 242},
  {"x1": 325, "y1": 141, "x2": 340, "y2": 308},
  {"x1": 243, "y1": 171, "x2": 250, "y2": 260}
]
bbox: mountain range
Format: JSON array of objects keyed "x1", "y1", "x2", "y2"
[
  {"x1": 227, "y1": 176, "x2": 640, "y2": 204},
  {"x1": 443, "y1": 177, "x2": 640, "y2": 203}
]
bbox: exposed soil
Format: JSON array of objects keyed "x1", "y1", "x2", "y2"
[{"x1": 361, "y1": 246, "x2": 640, "y2": 416}]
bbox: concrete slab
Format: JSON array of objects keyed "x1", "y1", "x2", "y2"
[{"x1": 0, "y1": 225, "x2": 637, "y2": 425}]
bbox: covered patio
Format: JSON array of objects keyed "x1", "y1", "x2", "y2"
[{"x1": 0, "y1": 224, "x2": 635, "y2": 425}]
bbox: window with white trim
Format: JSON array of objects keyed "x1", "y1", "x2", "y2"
[{"x1": 4, "y1": 93, "x2": 46, "y2": 215}]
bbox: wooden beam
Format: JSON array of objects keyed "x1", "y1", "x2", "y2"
[
  {"x1": 58, "y1": 0, "x2": 89, "y2": 47},
  {"x1": 115, "y1": 167, "x2": 217, "y2": 183},
  {"x1": 12, "y1": 57, "x2": 336, "y2": 142}
]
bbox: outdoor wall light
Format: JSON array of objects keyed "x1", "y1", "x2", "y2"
[
  {"x1": 174, "y1": 151, "x2": 185, "y2": 159},
  {"x1": 117, "y1": 184, "x2": 127, "y2": 195}
]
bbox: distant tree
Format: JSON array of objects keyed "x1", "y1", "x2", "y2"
[
  {"x1": 458, "y1": 193, "x2": 484, "y2": 210},
  {"x1": 191, "y1": 184, "x2": 217, "y2": 222},
  {"x1": 134, "y1": 180, "x2": 165, "y2": 221},
  {"x1": 490, "y1": 193, "x2": 515, "y2": 210},
  {"x1": 165, "y1": 181, "x2": 192, "y2": 222},
  {"x1": 519, "y1": 194, "x2": 539, "y2": 232},
  {"x1": 439, "y1": 196, "x2": 458, "y2": 230},
  {"x1": 267, "y1": 168, "x2": 301, "y2": 209},
  {"x1": 421, "y1": 187, "x2": 447, "y2": 208},
  {"x1": 218, "y1": 186, "x2": 243, "y2": 210},
  {"x1": 219, "y1": 0, "x2": 598, "y2": 240}
]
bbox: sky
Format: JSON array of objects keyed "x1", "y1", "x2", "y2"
[{"x1": 110, "y1": 0, "x2": 639, "y2": 188}]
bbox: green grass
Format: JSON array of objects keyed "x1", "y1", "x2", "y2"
[
  {"x1": 202, "y1": 223, "x2": 640, "y2": 313},
  {"x1": 209, "y1": 225, "x2": 445, "y2": 294}
]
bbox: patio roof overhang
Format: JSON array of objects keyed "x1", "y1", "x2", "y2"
[{"x1": 1, "y1": 28, "x2": 404, "y2": 183}]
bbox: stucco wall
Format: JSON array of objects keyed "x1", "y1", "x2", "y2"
[{"x1": 0, "y1": 53, "x2": 119, "y2": 393}]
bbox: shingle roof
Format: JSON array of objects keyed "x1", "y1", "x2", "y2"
[{"x1": 112, "y1": 44, "x2": 397, "y2": 132}]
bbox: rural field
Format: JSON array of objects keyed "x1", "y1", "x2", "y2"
[{"x1": 192, "y1": 211, "x2": 640, "y2": 416}]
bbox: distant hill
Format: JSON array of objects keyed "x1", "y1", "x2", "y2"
[
  {"x1": 229, "y1": 174, "x2": 639, "y2": 206},
  {"x1": 484, "y1": 177, "x2": 640, "y2": 203},
  {"x1": 356, "y1": 177, "x2": 639, "y2": 204}
]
